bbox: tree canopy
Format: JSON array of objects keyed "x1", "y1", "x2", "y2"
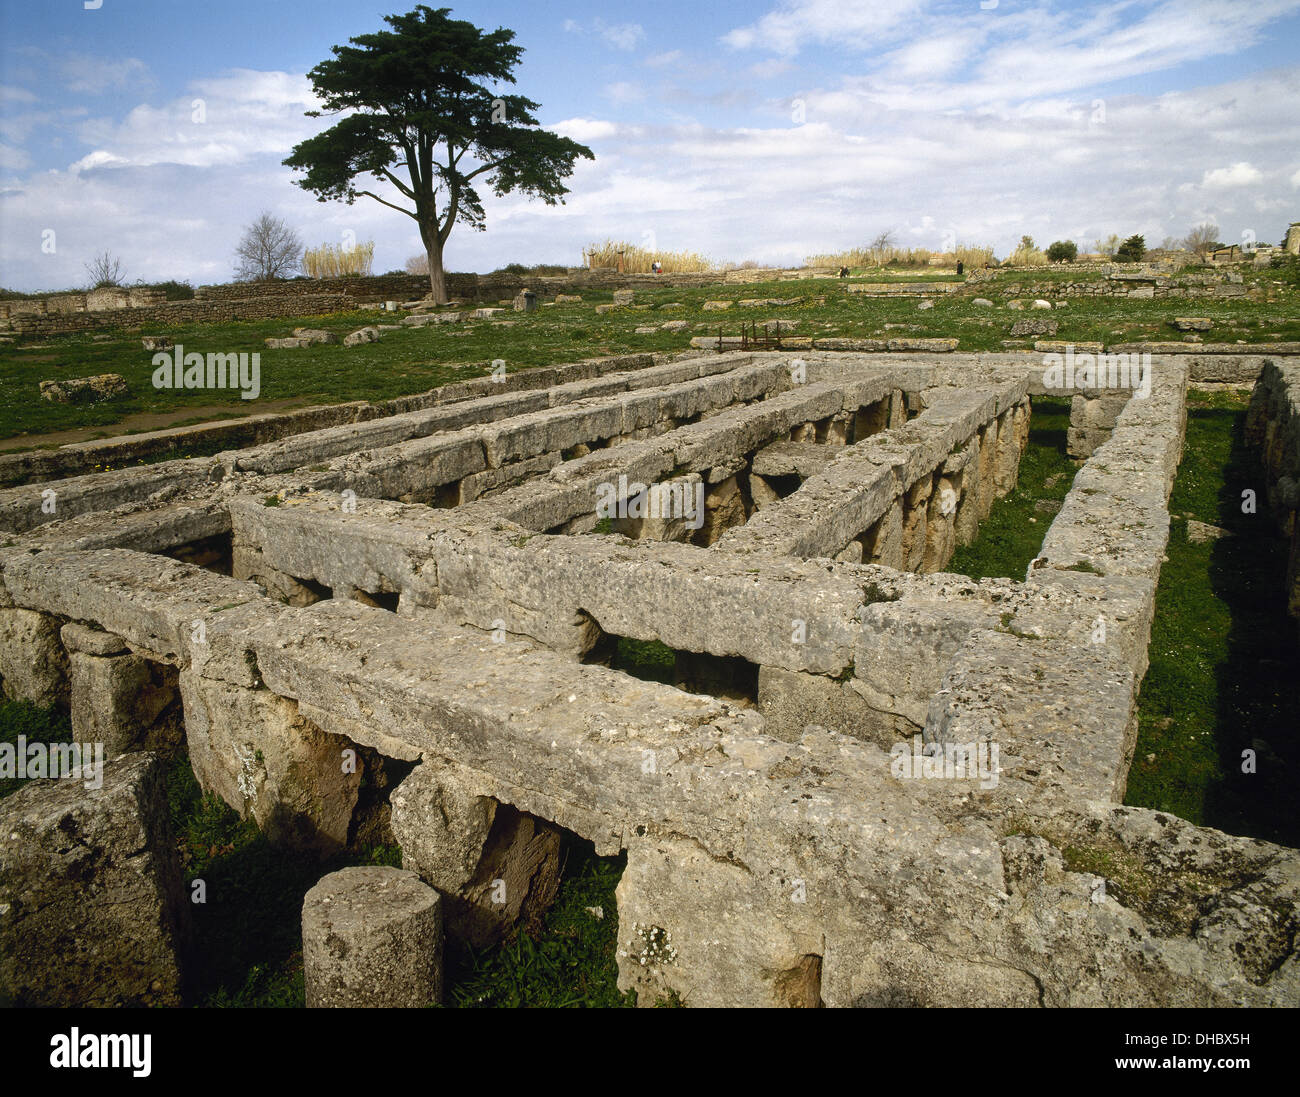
[{"x1": 284, "y1": 5, "x2": 594, "y2": 300}]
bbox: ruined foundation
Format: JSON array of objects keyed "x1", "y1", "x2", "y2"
[{"x1": 2, "y1": 348, "x2": 1299, "y2": 1008}]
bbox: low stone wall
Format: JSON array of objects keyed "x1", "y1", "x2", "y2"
[
  {"x1": 0, "y1": 352, "x2": 659, "y2": 489},
  {"x1": 6, "y1": 294, "x2": 354, "y2": 337}
]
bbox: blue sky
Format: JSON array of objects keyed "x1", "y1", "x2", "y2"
[{"x1": 2, "y1": 0, "x2": 1299, "y2": 290}]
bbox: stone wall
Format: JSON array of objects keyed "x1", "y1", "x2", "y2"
[{"x1": 6, "y1": 294, "x2": 354, "y2": 337}]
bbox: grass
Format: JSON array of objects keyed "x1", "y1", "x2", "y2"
[
  {"x1": 0, "y1": 698, "x2": 73, "y2": 798},
  {"x1": 4, "y1": 268, "x2": 1298, "y2": 445},
  {"x1": 947, "y1": 397, "x2": 1076, "y2": 579},
  {"x1": 1126, "y1": 389, "x2": 1300, "y2": 846},
  {"x1": 446, "y1": 845, "x2": 631, "y2": 1007}
]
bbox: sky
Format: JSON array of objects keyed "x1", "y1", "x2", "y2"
[{"x1": 1, "y1": 0, "x2": 1299, "y2": 291}]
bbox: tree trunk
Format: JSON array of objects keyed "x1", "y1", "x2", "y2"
[{"x1": 420, "y1": 219, "x2": 448, "y2": 304}]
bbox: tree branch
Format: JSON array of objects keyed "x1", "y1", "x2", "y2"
[{"x1": 357, "y1": 190, "x2": 417, "y2": 219}]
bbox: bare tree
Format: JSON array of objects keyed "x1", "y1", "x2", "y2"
[
  {"x1": 235, "y1": 212, "x2": 304, "y2": 281},
  {"x1": 404, "y1": 252, "x2": 430, "y2": 275},
  {"x1": 869, "y1": 229, "x2": 896, "y2": 264},
  {"x1": 1182, "y1": 223, "x2": 1222, "y2": 259},
  {"x1": 85, "y1": 250, "x2": 125, "y2": 288}
]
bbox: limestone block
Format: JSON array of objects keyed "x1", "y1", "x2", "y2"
[
  {"x1": 302, "y1": 866, "x2": 442, "y2": 1008},
  {"x1": 390, "y1": 759, "x2": 562, "y2": 947},
  {"x1": 617, "y1": 834, "x2": 824, "y2": 1008},
  {"x1": 0, "y1": 608, "x2": 68, "y2": 709},
  {"x1": 757, "y1": 664, "x2": 891, "y2": 747},
  {"x1": 69, "y1": 650, "x2": 182, "y2": 757},
  {"x1": 0, "y1": 752, "x2": 189, "y2": 1006},
  {"x1": 697, "y1": 475, "x2": 747, "y2": 546},
  {"x1": 342, "y1": 326, "x2": 381, "y2": 347},
  {"x1": 179, "y1": 672, "x2": 361, "y2": 852}
]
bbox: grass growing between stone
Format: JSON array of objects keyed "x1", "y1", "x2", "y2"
[
  {"x1": 444, "y1": 845, "x2": 631, "y2": 1008},
  {"x1": 0, "y1": 698, "x2": 73, "y2": 799},
  {"x1": 947, "y1": 397, "x2": 1076, "y2": 580},
  {"x1": 1126, "y1": 389, "x2": 1300, "y2": 847}
]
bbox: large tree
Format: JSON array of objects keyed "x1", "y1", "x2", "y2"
[{"x1": 284, "y1": 5, "x2": 593, "y2": 302}]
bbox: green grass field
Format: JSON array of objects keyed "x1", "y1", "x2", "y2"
[
  {"x1": 3, "y1": 265, "x2": 1298, "y2": 445},
  {"x1": 948, "y1": 397, "x2": 1076, "y2": 580},
  {"x1": 1126, "y1": 389, "x2": 1300, "y2": 846}
]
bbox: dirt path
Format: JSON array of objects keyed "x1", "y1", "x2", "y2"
[{"x1": 0, "y1": 398, "x2": 315, "y2": 452}]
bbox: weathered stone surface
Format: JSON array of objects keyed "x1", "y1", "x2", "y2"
[
  {"x1": 180, "y1": 672, "x2": 362, "y2": 852},
  {"x1": 69, "y1": 650, "x2": 182, "y2": 756},
  {"x1": 0, "y1": 752, "x2": 189, "y2": 1006},
  {"x1": 342, "y1": 326, "x2": 381, "y2": 346},
  {"x1": 39, "y1": 374, "x2": 129, "y2": 404},
  {"x1": 0, "y1": 607, "x2": 68, "y2": 709},
  {"x1": 302, "y1": 866, "x2": 442, "y2": 1007},
  {"x1": 1010, "y1": 317, "x2": 1059, "y2": 337}
]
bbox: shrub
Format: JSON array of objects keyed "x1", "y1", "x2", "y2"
[
  {"x1": 1115, "y1": 234, "x2": 1146, "y2": 262},
  {"x1": 1046, "y1": 240, "x2": 1078, "y2": 263},
  {"x1": 136, "y1": 279, "x2": 195, "y2": 300}
]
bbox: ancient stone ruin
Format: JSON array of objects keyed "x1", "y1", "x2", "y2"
[{"x1": 2, "y1": 348, "x2": 1299, "y2": 1006}]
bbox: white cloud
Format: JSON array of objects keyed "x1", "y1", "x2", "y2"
[
  {"x1": 603, "y1": 82, "x2": 645, "y2": 106},
  {"x1": 595, "y1": 20, "x2": 646, "y2": 51},
  {"x1": 553, "y1": 118, "x2": 619, "y2": 142},
  {"x1": 646, "y1": 51, "x2": 684, "y2": 68},
  {"x1": 562, "y1": 19, "x2": 645, "y2": 52},
  {"x1": 723, "y1": 0, "x2": 925, "y2": 55},
  {"x1": 1201, "y1": 162, "x2": 1264, "y2": 188}
]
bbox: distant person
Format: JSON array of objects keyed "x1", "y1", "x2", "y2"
[
  {"x1": 651, "y1": 260, "x2": 662, "y2": 274},
  {"x1": 956, "y1": 261, "x2": 964, "y2": 276},
  {"x1": 839, "y1": 265, "x2": 849, "y2": 279}
]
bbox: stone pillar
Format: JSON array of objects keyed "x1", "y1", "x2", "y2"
[
  {"x1": 890, "y1": 390, "x2": 908, "y2": 427},
  {"x1": 696, "y1": 475, "x2": 747, "y2": 546},
  {"x1": 390, "y1": 759, "x2": 563, "y2": 948},
  {"x1": 302, "y1": 866, "x2": 443, "y2": 1008},
  {"x1": 178, "y1": 671, "x2": 362, "y2": 852},
  {"x1": 900, "y1": 477, "x2": 931, "y2": 571},
  {"x1": 977, "y1": 422, "x2": 997, "y2": 521},
  {"x1": 863, "y1": 501, "x2": 904, "y2": 569},
  {"x1": 64, "y1": 623, "x2": 182, "y2": 757},
  {"x1": 922, "y1": 474, "x2": 958, "y2": 572},
  {"x1": 994, "y1": 402, "x2": 1030, "y2": 494},
  {"x1": 748, "y1": 473, "x2": 780, "y2": 510},
  {"x1": 0, "y1": 608, "x2": 68, "y2": 710},
  {"x1": 790, "y1": 422, "x2": 816, "y2": 443}
]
